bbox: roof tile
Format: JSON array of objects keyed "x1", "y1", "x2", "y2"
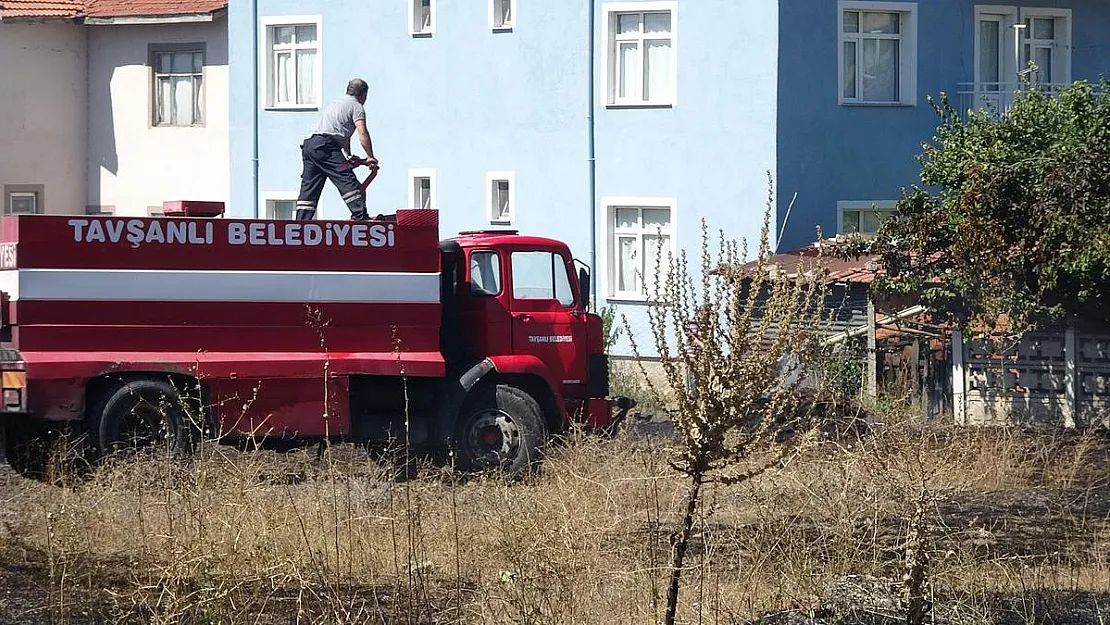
[
  {"x1": 1, "y1": 0, "x2": 226, "y2": 19},
  {"x1": 1, "y1": 1, "x2": 85, "y2": 18},
  {"x1": 85, "y1": 0, "x2": 226, "y2": 18}
]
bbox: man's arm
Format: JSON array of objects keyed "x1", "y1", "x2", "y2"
[{"x1": 355, "y1": 119, "x2": 376, "y2": 163}]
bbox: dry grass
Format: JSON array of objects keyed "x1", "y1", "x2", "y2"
[{"x1": 2, "y1": 411, "x2": 1110, "y2": 624}]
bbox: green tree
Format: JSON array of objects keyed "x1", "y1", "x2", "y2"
[{"x1": 847, "y1": 79, "x2": 1110, "y2": 335}]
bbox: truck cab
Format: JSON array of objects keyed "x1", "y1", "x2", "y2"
[{"x1": 434, "y1": 231, "x2": 623, "y2": 469}]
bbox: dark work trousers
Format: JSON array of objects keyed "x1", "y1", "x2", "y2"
[{"x1": 295, "y1": 134, "x2": 369, "y2": 220}]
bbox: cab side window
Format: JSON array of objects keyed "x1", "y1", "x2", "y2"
[
  {"x1": 469, "y1": 250, "x2": 502, "y2": 297},
  {"x1": 511, "y1": 251, "x2": 574, "y2": 307}
]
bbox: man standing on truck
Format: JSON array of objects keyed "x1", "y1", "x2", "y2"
[{"x1": 294, "y1": 78, "x2": 379, "y2": 221}]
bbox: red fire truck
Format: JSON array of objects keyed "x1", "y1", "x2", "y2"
[{"x1": 0, "y1": 202, "x2": 633, "y2": 478}]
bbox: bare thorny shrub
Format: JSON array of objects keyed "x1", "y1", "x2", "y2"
[{"x1": 622, "y1": 175, "x2": 834, "y2": 624}]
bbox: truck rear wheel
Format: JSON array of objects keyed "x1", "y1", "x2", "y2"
[
  {"x1": 455, "y1": 384, "x2": 547, "y2": 478},
  {"x1": 89, "y1": 379, "x2": 199, "y2": 459}
]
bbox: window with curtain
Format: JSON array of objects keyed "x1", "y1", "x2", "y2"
[
  {"x1": 153, "y1": 49, "x2": 203, "y2": 126},
  {"x1": 608, "y1": 8, "x2": 674, "y2": 105},
  {"x1": 608, "y1": 204, "x2": 673, "y2": 299},
  {"x1": 841, "y1": 8, "x2": 909, "y2": 104},
  {"x1": 269, "y1": 23, "x2": 318, "y2": 107}
]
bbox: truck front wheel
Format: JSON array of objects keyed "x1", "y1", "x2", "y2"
[
  {"x1": 89, "y1": 379, "x2": 199, "y2": 459},
  {"x1": 455, "y1": 384, "x2": 547, "y2": 478}
]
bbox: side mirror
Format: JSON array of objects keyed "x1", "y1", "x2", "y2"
[{"x1": 578, "y1": 267, "x2": 591, "y2": 310}]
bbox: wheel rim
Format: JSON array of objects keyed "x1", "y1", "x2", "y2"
[
  {"x1": 113, "y1": 396, "x2": 174, "y2": 454},
  {"x1": 463, "y1": 408, "x2": 521, "y2": 468}
]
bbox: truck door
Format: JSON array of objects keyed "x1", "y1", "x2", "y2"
[{"x1": 507, "y1": 249, "x2": 587, "y2": 397}]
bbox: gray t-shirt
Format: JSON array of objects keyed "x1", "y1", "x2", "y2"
[{"x1": 308, "y1": 95, "x2": 366, "y2": 143}]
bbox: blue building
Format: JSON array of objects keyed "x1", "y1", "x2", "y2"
[{"x1": 226, "y1": 0, "x2": 1110, "y2": 355}]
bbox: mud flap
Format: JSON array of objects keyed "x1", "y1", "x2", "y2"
[{"x1": 0, "y1": 413, "x2": 7, "y2": 466}]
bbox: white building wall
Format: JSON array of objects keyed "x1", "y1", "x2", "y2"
[
  {"x1": 0, "y1": 22, "x2": 87, "y2": 215},
  {"x1": 86, "y1": 17, "x2": 228, "y2": 216}
]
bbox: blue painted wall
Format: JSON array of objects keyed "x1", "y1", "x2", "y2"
[{"x1": 776, "y1": 0, "x2": 1110, "y2": 253}]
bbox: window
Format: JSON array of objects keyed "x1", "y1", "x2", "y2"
[
  {"x1": 409, "y1": 0, "x2": 435, "y2": 36},
  {"x1": 838, "y1": 200, "x2": 897, "y2": 235},
  {"x1": 487, "y1": 171, "x2": 515, "y2": 224},
  {"x1": 262, "y1": 16, "x2": 322, "y2": 109},
  {"x1": 408, "y1": 168, "x2": 436, "y2": 209},
  {"x1": 604, "y1": 197, "x2": 675, "y2": 300},
  {"x1": 151, "y1": 45, "x2": 204, "y2": 127},
  {"x1": 969, "y1": 6, "x2": 1070, "y2": 112},
  {"x1": 85, "y1": 205, "x2": 115, "y2": 215},
  {"x1": 490, "y1": 0, "x2": 514, "y2": 30},
  {"x1": 4, "y1": 185, "x2": 42, "y2": 215},
  {"x1": 602, "y1": 1, "x2": 677, "y2": 106},
  {"x1": 511, "y1": 251, "x2": 575, "y2": 306},
  {"x1": 469, "y1": 250, "x2": 502, "y2": 297},
  {"x1": 264, "y1": 197, "x2": 297, "y2": 220},
  {"x1": 839, "y1": 1, "x2": 917, "y2": 105},
  {"x1": 1020, "y1": 8, "x2": 1071, "y2": 85}
]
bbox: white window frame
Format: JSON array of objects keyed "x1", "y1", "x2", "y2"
[
  {"x1": 262, "y1": 192, "x2": 299, "y2": 220},
  {"x1": 486, "y1": 171, "x2": 515, "y2": 225},
  {"x1": 409, "y1": 0, "x2": 436, "y2": 36},
  {"x1": 837, "y1": 200, "x2": 897, "y2": 235},
  {"x1": 408, "y1": 168, "x2": 437, "y2": 209},
  {"x1": 1018, "y1": 7, "x2": 1071, "y2": 86},
  {"x1": 489, "y1": 0, "x2": 515, "y2": 31},
  {"x1": 601, "y1": 1, "x2": 678, "y2": 108},
  {"x1": 260, "y1": 15, "x2": 323, "y2": 110},
  {"x1": 603, "y1": 196, "x2": 676, "y2": 302},
  {"x1": 837, "y1": 1, "x2": 918, "y2": 106},
  {"x1": 974, "y1": 5, "x2": 1019, "y2": 91}
]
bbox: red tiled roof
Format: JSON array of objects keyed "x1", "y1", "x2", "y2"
[
  {"x1": 1, "y1": 0, "x2": 226, "y2": 19},
  {"x1": 0, "y1": 1, "x2": 85, "y2": 18},
  {"x1": 721, "y1": 241, "x2": 884, "y2": 285},
  {"x1": 85, "y1": 0, "x2": 226, "y2": 18}
]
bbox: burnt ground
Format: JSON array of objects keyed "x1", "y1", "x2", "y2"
[{"x1": 2, "y1": 419, "x2": 1110, "y2": 624}]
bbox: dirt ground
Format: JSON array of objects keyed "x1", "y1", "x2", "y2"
[{"x1": 2, "y1": 417, "x2": 1110, "y2": 624}]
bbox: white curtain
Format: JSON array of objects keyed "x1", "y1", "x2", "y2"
[
  {"x1": 275, "y1": 51, "x2": 292, "y2": 104},
  {"x1": 296, "y1": 49, "x2": 316, "y2": 105},
  {"x1": 618, "y1": 237, "x2": 637, "y2": 293},
  {"x1": 643, "y1": 234, "x2": 668, "y2": 293},
  {"x1": 645, "y1": 40, "x2": 671, "y2": 101},
  {"x1": 861, "y1": 38, "x2": 898, "y2": 101},
  {"x1": 979, "y1": 20, "x2": 1000, "y2": 86},
  {"x1": 174, "y1": 77, "x2": 195, "y2": 125},
  {"x1": 843, "y1": 41, "x2": 857, "y2": 99}
]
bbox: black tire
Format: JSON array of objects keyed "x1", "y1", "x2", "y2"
[
  {"x1": 454, "y1": 384, "x2": 548, "y2": 478},
  {"x1": 88, "y1": 379, "x2": 200, "y2": 459}
]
